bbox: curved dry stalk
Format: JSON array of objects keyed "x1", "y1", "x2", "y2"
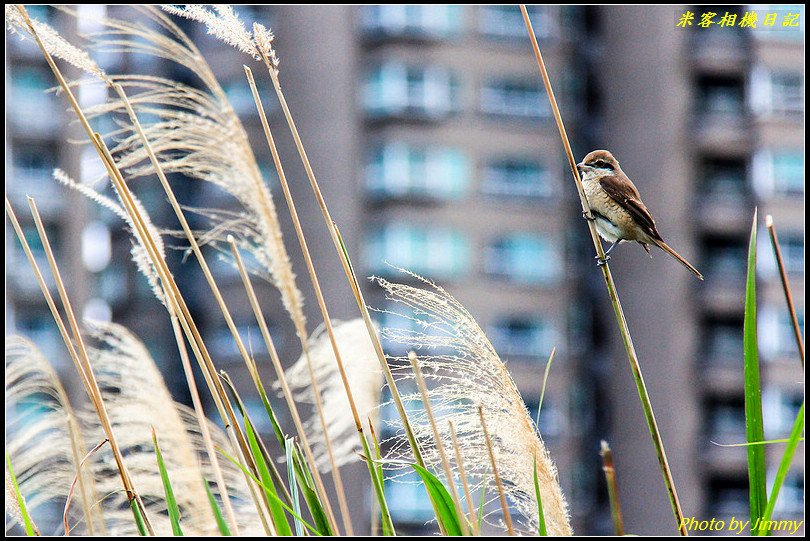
[
  {"x1": 520, "y1": 5, "x2": 686, "y2": 534},
  {"x1": 376, "y1": 271, "x2": 571, "y2": 535}
]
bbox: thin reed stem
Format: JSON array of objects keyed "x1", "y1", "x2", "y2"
[
  {"x1": 19, "y1": 197, "x2": 153, "y2": 534},
  {"x1": 520, "y1": 5, "x2": 687, "y2": 534},
  {"x1": 93, "y1": 133, "x2": 274, "y2": 534},
  {"x1": 227, "y1": 235, "x2": 354, "y2": 535},
  {"x1": 245, "y1": 64, "x2": 396, "y2": 536},
  {"x1": 478, "y1": 405, "x2": 515, "y2": 535},
  {"x1": 766, "y1": 215, "x2": 804, "y2": 368},
  {"x1": 409, "y1": 352, "x2": 469, "y2": 536},
  {"x1": 111, "y1": 81, "x2": 338, "y2": 531},
  {"x1": 253, "y1": 63, "x2": 427, "y2": 471},
  {"x1": 449, "y1": 420, "x2": 478, "y2": 536},
  {"x1": 600, "y1": 440, "x2": 625, "y2": 536}
]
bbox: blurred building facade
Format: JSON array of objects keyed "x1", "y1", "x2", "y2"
[{"x1": 5, "y1": 5, "x2": 804, "y2": 536}]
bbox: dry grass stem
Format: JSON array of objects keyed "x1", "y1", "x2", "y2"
[
  {"x1": 449, "y1": 420, "x2": 479, "y2": 535},
  {"x1": 766, "y1": 215, "x2": 805, "y2": 367},
  {"x1": 520, "y1": 5, "x2": 686, "y2": 534},
  {"x1": 409, "y1": 352, "x2": 469, "y2": 535},
  {"x1": 600, "y1": 441, "x2": 625, "y2": 536},
  {"x1": 479, "y1": 405, "x2": 515, "y2": 535}
]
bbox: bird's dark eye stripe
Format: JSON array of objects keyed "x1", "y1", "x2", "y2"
[{"x1": 592, "y1": 160, "x2": 614, "y2": 170}]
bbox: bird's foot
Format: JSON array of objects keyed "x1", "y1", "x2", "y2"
[
  {"x1": 595, "y1": 254, "x2": 611, "y2": 267},
  {"x1": 582, "y1": 211, "x2": 596, "y2": 221}
]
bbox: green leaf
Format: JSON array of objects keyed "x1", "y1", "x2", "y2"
[
  {"x1": 477, "y1": 473, "x2": 487, "y2": 531},
  {"x1": 367, "y1": 419, "x2": 396, "y2": 536},
  {"x1": 285, "y1": 438, "x2": 303, "y2": 536},
  {"x1": 533, "y1": 456, "x2": 547, "y2": 536},
  {"x1": 130, "y1": 497, "x2": 149, "y2": 536},
  {"x1": 244, "y1": 417, "x2": 293, "y2": 536},
  {"x1": 743, "y1": 209, "x2": 767, "y2": 531},
  {"x1": 756, "y1": 401, "x2": 804, "y2": 535},
  {"x1": 153, "y1": 429, "x2": 184, "y2": 535},
  {"x1": 290, "y1": 444, "x2": 333, "y2": 535},
  {"x1": 6, "y1": 451, "x2": 38, "y2": 536},
  {"x1": 202, "y1": 479, "x2": 231, "y2": 536},
  {"x1": 535, "y1": 348, "x2": 556, "y2": 429},
  {"x1": 410, "y1": 463, "x2": 464, "y2": 536},
  {"x1": 218, "y1": 447, "x2": 323, "y2": 536}
]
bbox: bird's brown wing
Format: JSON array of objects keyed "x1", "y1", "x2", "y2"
[{"x1": 599, "y1": 175, "x2": 662, "y2": 241}]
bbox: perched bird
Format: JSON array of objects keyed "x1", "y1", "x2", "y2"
[{"x1": 576, "y1": 149, "x2": 703, "y2": 280}]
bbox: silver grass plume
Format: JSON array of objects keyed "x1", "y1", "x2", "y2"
[
  {"x1": 54, "y1": 169, "x2": 166, "y2": 304},
  {"x1": 161, "y1": 4, "x2": 280, "y2": 72},
  {"x1": 283, "y1": 318, "x2": 383, "y2": 472},
  {"x1": 5, "y1": 5, "x2": 105, "y2": 79},
  {"x1": 7, "y1": 6, "x2": 304, "y2": 337},
  {"x1": 81, "y1": 320, "x2": 261, "y2": 536},
  {"x1": 373, "y1": 271, "x2": 572, "y2": 535},
  {"x1": 5, "y1": 336, "x2": 103, "y2": 535}
]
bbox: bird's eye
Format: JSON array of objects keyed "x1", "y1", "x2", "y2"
[{"x1": 595, "y1": 160, "x2": 614, "y2": 171}]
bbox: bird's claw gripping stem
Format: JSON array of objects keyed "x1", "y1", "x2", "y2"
[
  {"x1": 595, "y1": 254, "x2": 611, "y2": 267},
  {"x1": 582, "y1": 211, "x2": 596, "y2": 221}
]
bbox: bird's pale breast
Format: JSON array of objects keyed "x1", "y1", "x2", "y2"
[{"x1": 583, "y1": 179, "x2": 644, "y2": 243}]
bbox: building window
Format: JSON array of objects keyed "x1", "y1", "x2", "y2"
[
  {"x1": 364, "y1": 223, "x2": 470, "y2": 280},
  {"x1": 762, "y1": 387, "x2": 803, "y2": 437},
  {"x1": 481, "y1": 158, "x2": 554, "y2": 199},
  {"x1": 703, "y1": 317, "x2": 743, "y2": 362},
  {"x1": 10, "y1": 306, "x2": 63, "y2": 362},
  {"x1": 488, "y1": 315, "x2": 557, "y2": 359},
  {"x1": 699, "y1": 156, "x2": 749, "y2": 198},
  {"x1": 10, "y1": 66, "x2": 58, "y2": 132},
  {"x1": 759, "y1": 306, "x2": 804, "y2": 361},
  {"x1": 365, "y1": 143, "x2": 469, "y2": 200},
  {"x1": 384, "y1": 469, "x2": 436, "y2": 524},
  {"x1": 360, "y1": 5, "x2": 463, "y2": 39},
  {"x1": 478, "y1": 5, "x2": 557, "y2": 40},
  {"x1": 773, "y1": 473, "x2": 804, "y2": 515},
  {"x1": 481, "y1": 78, "x2": 549, "y2": 119},
  {"x1": 223, "y1": 80, "x2": 273, "y2": 116},
  {"x1": 705, "y1": 396, "x2": 745, "y2": 441},
  {"x1": 700, "y1": 235, "x2": 746, "y2": 282},
  {"x1": 363, "y1": 62, "x2": 460, "y2": 120},
  {"x1": 708, "y1": 476, "x2": 749, "y2": 516},
  {"x1": 697, "y1": 75, "x2": 745, "y2": 118},
  {"x1": 753, "y1": 149, "x2": 804, "y2": 197},
  {"x1": 751, "y1": 67, "x2": 804, "y2": 118},
  {"x1": 485, "y1": 233, "x2": 560, "y2": 285}
]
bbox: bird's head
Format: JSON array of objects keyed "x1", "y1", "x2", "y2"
[{"x1": 576, "y1": 150, "x2": 620, "y2": 180}]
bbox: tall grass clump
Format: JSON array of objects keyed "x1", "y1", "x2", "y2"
[{"x1": 375, "y1": 271, "x2": 572, "y2": 535}]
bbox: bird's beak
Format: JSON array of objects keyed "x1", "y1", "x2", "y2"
[{"x1": 576, "y1": 162, "x2": 585, "y2": 172}]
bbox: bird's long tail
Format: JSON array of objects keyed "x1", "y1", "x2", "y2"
[{"x1": 653, "y1": 239, "x2": 704, "y2": 280}]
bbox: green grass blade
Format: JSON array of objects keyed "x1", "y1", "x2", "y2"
[
  {"x1": 130, "y1": 497, "x2": 149, "y2": 536},
  {"x1": 477, "y1": 473, "x2": 487, "y2": 531},
  {"x1": 290, "y1": 444, "x2": 333, "y2": 535},
  {"x1": 743, "y1": 209, "x2": 767, "y2": 531},
  {"x1": 360, "y1": 431, "x2": 396, "y2": 536},
  {"x1": 6, "y1": 451, "x2": 39, "y2": 536},
  {"x1": 535, "y1": 348, "x2": 556, "y2": 429},
  {"x1": 367, "y1": 419, "x2": 396, "y2": 536},
  {"x1": 152, "y1": 429, "x2": 184, "y2": 535},
  {"x1": 533, "y1": 456, "x2": 548, "y2": 536},
  {"x1": 756, "y1": 401, "x2": 804, "y2": 535},
  {"x1": 203, "y1": 479, "x2": 231, "y2": 536},
  {"x1": 244, "y1": 417, "x2": 293, "y2": 536},
  {"x1": 218, "y1": 447, "x2": 323, "y2": 536},
  {"x1": 285, "y1": 437, "x2": 304, "y2": 536},
  {"x1": 411, "y1": 464, "x2": 464, "y2": 536}
]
